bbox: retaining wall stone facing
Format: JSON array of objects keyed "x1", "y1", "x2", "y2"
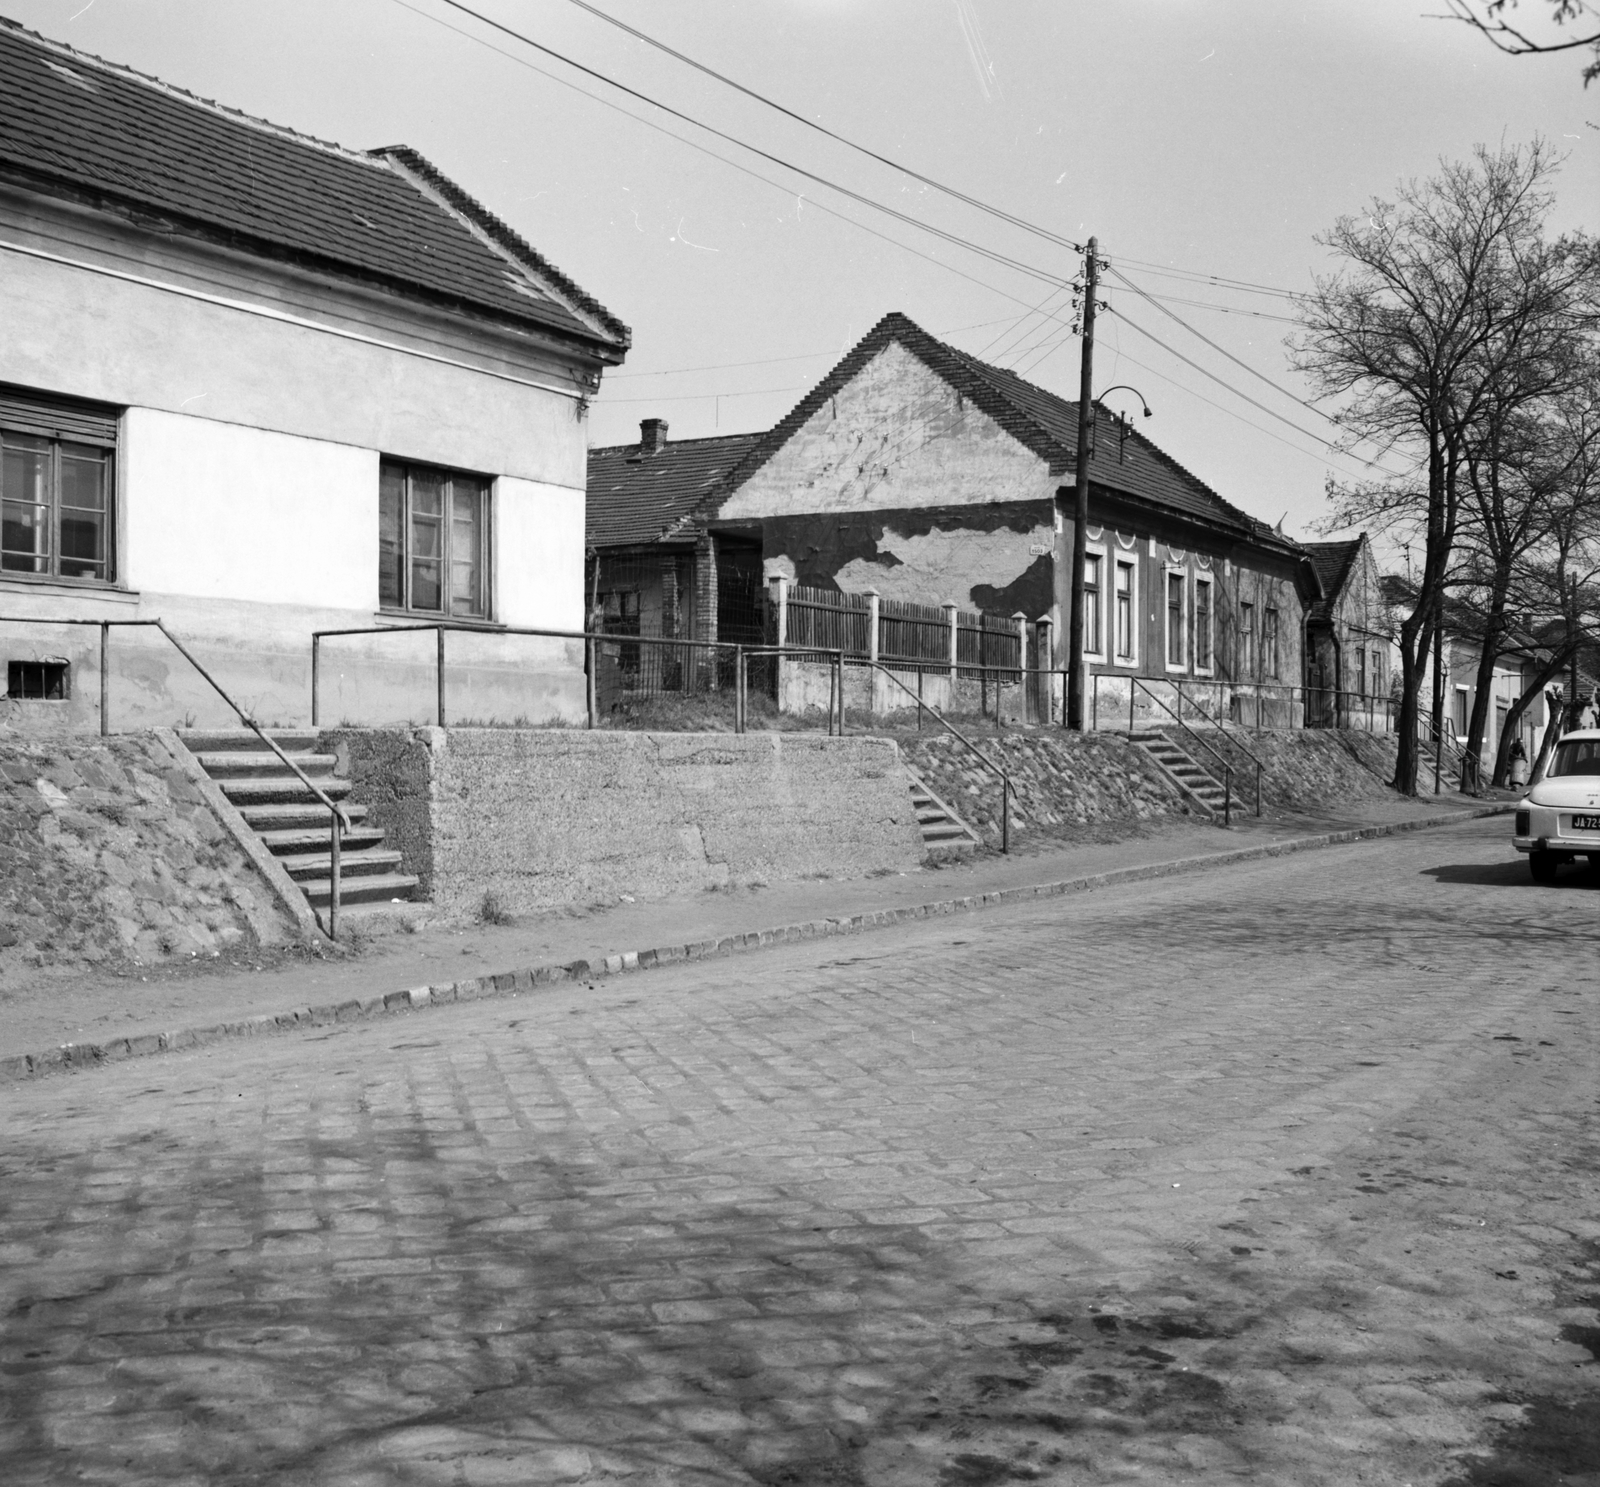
[
  {"x1": 0, "y1": 733, "x2": 296, "y2": 985},
  {"x1": 1196, "y1": 727, "x2": 1401, "y2": 812},
  {"x1": 899, "y1": 730, "x2": 1193, "y2": 843},
  {"x1": 327, "y1": 728, "x2": 926, "y2": 920}
]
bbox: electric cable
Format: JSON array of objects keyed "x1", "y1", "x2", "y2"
[
  {"x1": 424, "y1": 0, "x2": 1080, "y2": 293},
  {"x1": 557, "y1": 0, "x2": 1085, "y2": 256}
]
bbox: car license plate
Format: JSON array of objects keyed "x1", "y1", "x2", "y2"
[{"x1": 1572, "y1": 814, "x2": 1600, "y2": 831}]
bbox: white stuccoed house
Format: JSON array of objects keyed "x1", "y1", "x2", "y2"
[{"x1": 0, "y1": 16, "x2": 629, "y2": 732}]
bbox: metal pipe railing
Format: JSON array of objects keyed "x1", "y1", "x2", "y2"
[
  {"x1": 1127, "y1": 677, "x2": 1239, "y2": 827},
  {"x1": 741, "y1": 646, "x2": 1016, "y2": 852},
  {"x1": 1173, "y1": 680, "x2": 1265, "y2": 817},
  {"x1": 2, "y1": 615, "x2": 351, "y2": 939}
]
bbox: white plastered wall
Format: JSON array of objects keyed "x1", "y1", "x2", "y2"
[
  {"x1": 123, "y1": 409, "x2": 377, "y2": 608},
  {"x1": 496, "y1": 478, "x2": 585, "y2": 630}
]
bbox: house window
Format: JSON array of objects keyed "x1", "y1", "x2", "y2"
[
  {"x1": 1372, "y1": 648, "x2": 1384, "y2": 694},
  {"x1": 1355, "y1": 647, "x2": 1367, "y2": 698},
  {"x1": 1263, "y1": 606, "x2": 1280, "y2": 680},
  {"x1": 379, "y1": 459, "x2": 489, "y2": 618},
  {"x1": 7, "y1": 659, "x2": 69, "y2": 699},
  {"x1": 1194, "y1": 578, "x2": 1212, "y2": 671},
  {"x1": 1083, "y1": 553, "x2": 1103, "y2": 656},
  {"x1": 1239, "y1": 601, "x2": 1256, "y2": 677},
  {"x1": 1115, "y1": 560, "x2": 1135, "y2": 662},
  {"x1": 1166, "y1": 571, "x2": 1186, "y2": 668},
  {"x1": 1, "y1": 389, "x2": 118, "y2": 585},
  {"x1": 1454, "y1": 686, "x2": 1469, "y2": 738}
]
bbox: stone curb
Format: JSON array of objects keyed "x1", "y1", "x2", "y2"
[{"x1": 0, "y1": 804, "x2": 1510, "y2": 1085}]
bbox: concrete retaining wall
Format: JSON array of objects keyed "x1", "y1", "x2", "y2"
[{"x1": 326, "y1": 728, "x2": 926, "y2": 920}]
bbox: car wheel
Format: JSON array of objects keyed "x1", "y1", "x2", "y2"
[{"x1": 1530, "y1": 849, "x2": 1560, "y2": 882}]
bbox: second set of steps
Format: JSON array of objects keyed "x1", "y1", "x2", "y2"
[
  {"x1": 1129, "y1": 729, "x2": 1231, "y2": 819},
  {"x1": 180, "y1": 731, "x2": 420, "y2": 913},
  {"x1": 908, "y1": 772, "x2": 981, "y2": 857}
]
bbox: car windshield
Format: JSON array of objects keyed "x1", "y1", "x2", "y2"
[{"x1": 1546, "y1": 739, "x2": 1600, "y2": 777}]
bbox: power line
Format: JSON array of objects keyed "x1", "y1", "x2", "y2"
[
  {"x1": 1109, "y1": 306, "x2": 1411, "y2": 477},
  {"x1": 390, "y1": 0, "x2": 1077, "y2": 315},
  {"x1": 427, "y1": 0, "x2": 1080, "y2": 295},
  {"x1": 1107, "y1": 266, "x2": 1408, "y2": 471},
  {"x1": 558, "y1": 0, "x2": 1084, "y2": 257}
]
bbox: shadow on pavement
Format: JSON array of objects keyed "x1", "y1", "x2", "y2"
[{"x1": 1422, "y1": 860, "x2": 1599, "y2": 889}]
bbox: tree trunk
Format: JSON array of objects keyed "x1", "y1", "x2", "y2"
[
  {"x1": 1491, "y1": 649, "x2": 1571, "y2": 786},
  {"x1": 1460, "y1": 584, "x2": 1509, "y2": 793}
]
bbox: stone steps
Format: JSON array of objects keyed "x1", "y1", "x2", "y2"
[
  {"x1": 909, "y1": 773, "x2": 980, "y2": 857},
  {"x1": 1129, "y1": 729, "x2": 1231, "y2": 819},
  {"x1": 177, "y1": 729, "x2": 421, "y2": 926}
]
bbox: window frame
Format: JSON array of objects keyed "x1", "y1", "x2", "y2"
[
  {"x1": 1193, "y1": 575, "x2": 1214, "y2": 675},
  {"x1": 1238, "y1": 600, "x2": 1256, "y2": 679},
  {"x1": 1082, "y1": 543, "x2": 1106, "y2": 662},
  {"x1": 1113, "y1": 554, "x2": 1139, "y2": 667},
  {"x1": 1, "y1": 397, "x2": 119, "y2": 589},
  {"x1": 378, "y1": 457, "x2": 493, "y2": 622},
  {"x1": 1164, "y1": 565, "x2": 1187, "y2": 673},
  {"x1": 1262, "y1": 605, "x2": 1280, "y2": 681}
]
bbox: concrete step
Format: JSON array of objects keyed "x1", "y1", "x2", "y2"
[
  {"x1": 180, "y1": 729, "x2": 322, "y2": 754},
  {"x1": 220, "y1": 775, "x2": 354, "y2": 806},
  {"x1": 300, "y1": 872, "x2": 420, "y2": 907},
  {"x1": 257, "y1": 824, "x2": 387, "y2": 854},
  {"x1": 278, "y1": 849, "x2": 406, "y2": 880},
  {"x1": 240, "y1": 801, "x2": 370, "y2": 831},
  {"x1": 193, "y1": 751, "x2": 337, "y2": 777}
]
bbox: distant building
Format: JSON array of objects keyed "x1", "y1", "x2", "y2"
[
  {"x1": 598, "y1": 312, "x2": 1319, "y2": 722},
  {"x1": 1302, "y1": 536, "x2": 1395, "y2": 728},
  {"x1": 0, "y1": 17, "x2": 627, "y2": 731}
]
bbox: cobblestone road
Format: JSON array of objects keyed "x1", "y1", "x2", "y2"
[{"x1": 3, "y1": 817, "x2": 1598, "y2": 1486}]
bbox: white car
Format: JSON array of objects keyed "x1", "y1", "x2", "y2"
[{"x1": 1514, "y1": 729, "x2": 1600, "y2": 881}]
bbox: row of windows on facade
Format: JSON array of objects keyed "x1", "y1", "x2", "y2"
[
  {"x1": 1, "y1": 410, "x2": 488, "y2": 619},
  {"x1": 1080, "y1": 553, "x2": 1278, "y2": 678}
]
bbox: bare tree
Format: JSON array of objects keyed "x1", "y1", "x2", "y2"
[
  {"x1": 1436, "y1": 0, "x2": 1600, "y2": 84},
  {"x1": 1487, "y1": 374, "x2": 1600, "y2": 782},
  {"x1": 1294, "y1": 142, "x2": 1591, "y2": 794}
]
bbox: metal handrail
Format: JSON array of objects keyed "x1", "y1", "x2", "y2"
[
  {"x1": 740, "y1": 645, "x2": 1016, "y2": 852},
  {"x1": 1, "y1": 614, "x2": 351, "y2": 939},
  {"x1": 1173, "y1": 680, "x2": 1264, "y2": 817},
  {"x1": 1127, "y1": 677, "x2": 1238, "y2": 826}
]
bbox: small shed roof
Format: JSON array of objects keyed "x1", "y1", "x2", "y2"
[{"x1": 588, "y1": 427, "x2": 762, "y2": 548}]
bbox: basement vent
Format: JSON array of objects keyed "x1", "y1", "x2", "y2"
[{"x1": 7, "y1": 660, "x2": 70, "y2": 700}]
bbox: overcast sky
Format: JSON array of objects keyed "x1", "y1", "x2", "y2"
[{"x1": 7, "y1": 0, "x2": 1597, "y2": 543}]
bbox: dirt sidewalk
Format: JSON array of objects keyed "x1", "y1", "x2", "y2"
[{"x1": 0, "y1": 792, "x2": 1508, "y2": 1076}]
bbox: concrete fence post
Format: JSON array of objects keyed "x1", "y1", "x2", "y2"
[
  {"x1": 867, "y1": 591, "x2": 880, "y2": 717},
  {"x1": 770, "y1": 575, "x2": 789, "y2": 649},
  {"x1": 943, "y1": 602, "x2": 958, "y2": 679},
  {"x1": 1013, "y1": 611, "x2": 1027, "y2": 722}
]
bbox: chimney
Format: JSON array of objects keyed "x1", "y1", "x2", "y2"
[{"x1": 639, "y1": 417, "x2": 669, "y2": 455}]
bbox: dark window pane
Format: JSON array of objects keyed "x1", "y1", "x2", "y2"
[
  {"x1": 2, "y1": 498, "x2": 47, "y2": 572},
  {"x1": 411, "y1": 559, "x2": 442, "y2": 612},
  {"x1": 379, "y1": 463, "x2": 404, "y2": 608},
  {"x1": 411, "y1": 470, "x2": 443, "y2": 517}
]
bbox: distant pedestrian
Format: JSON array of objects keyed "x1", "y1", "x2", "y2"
[{"x1": 1509, "y1": 736, "x2": 1528, "y2": 788}]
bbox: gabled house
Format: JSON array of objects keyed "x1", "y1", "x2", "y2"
[
  {"x1": 632, "y1": 311, "x2": 1318, "y2": 721},
  {"x1": 1302, "y1": 535, "x2": 1396, "y2": 728},
  {"x1": 0, "y1": 17, "x2": 628, "y2": 732}
]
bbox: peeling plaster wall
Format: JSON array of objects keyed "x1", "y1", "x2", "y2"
[{"x1": 721, "y1": 342, "x2": 1056, "y2": 615}]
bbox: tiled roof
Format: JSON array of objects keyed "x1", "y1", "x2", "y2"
[
  {"x1": 589, "y1": 431, "x2": 763, "y2": 547},
  {"x1": 695, "y1": 312, "x2": 1301, "y2": 553},
  {"x1": 0, "y1": 18, "x2": 627, "y2": 351},
  {"x1": 1302, "y1": 538, "x2": 1362, "y2": 622}
]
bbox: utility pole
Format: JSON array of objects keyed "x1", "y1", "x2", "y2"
[{"x1": 1066, "y1": 237, "x2": 1099, "y2": 731}]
